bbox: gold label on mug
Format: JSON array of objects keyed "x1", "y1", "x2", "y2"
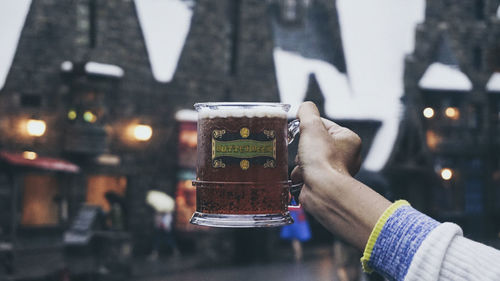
[{"x1": 211, "y1": 128, "x2": 276, "y2": 170}]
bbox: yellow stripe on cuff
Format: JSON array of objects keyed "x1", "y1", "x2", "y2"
[{"x1": 360, "y1": 200, "x2": 411, "y2": 273}]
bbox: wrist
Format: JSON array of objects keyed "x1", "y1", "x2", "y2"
[{"x1": 304, "y1": 169, "x2": 390, "y2": 249}]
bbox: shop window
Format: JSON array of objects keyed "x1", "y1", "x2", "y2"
[
  {"x1": 426, "y1": 130, "x2": 442, "y2": 150},
  {"x1": 178, "y1": 121, "x2": 197, "y2": 169},
  {"x1": 486, "y1": 45, "x2": 500, "y2": 72},
  {"x1": 279, "y1": 0, "x2": 306, "y2": 24},
  {"x1": 0, "y1": 173, "x2": 11, "y2": 235},
  {"x1": 475, "y1": 0, "x2": 484, "y2": 20},
  {"x1": 21, "y1": 174, "x2": 59, "y2": 226},
  {"x1": 497, "y1": 101, "x2": 500, "y2": 128},
  {"x1": 89, "y1": 0, "x2": 97, "y2": 48},
  {"x1": 467, "y1": 105, "x2": 483, "y2": 129},
  {"x1": 86, "y1": 175, "x2": 126, "y2": 212},
  {"x1": 20, "y1": 94, "x2": 41, "y2": 108},
  {"x1": 473, "y1": 47, "x2": 482, "y2": 70},
  {"x1": 76, "y1": 0, "x2": 98, "y2": 48}
]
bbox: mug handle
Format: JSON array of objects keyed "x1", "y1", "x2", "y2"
[
  {"x1": 287, "y1": 119, "x2": 300, "y2": 144},
  {"x1": 287, "y1": 119, "x2": 303, "y2": 210}
]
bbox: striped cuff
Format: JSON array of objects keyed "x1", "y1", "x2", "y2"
[
  {"x1": 361, "y1": 200, "x2": 440, "y2": 281},
  {"x1": 361, "y1": 200, "x2": 410, "y2": 272}
]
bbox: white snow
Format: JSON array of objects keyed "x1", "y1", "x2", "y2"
[
  {"x1": 0, "y1": 0, "x2": 31, "y2": 90},
  {"x1": 135, "y1": 0, "x2": 193, "y2": 83},
  {"x1": 85, "y1": 62, "x2": 124, "y2": 78},
  {"x1": 61, "y1": 61, "x2": 73, "y2": 72},
  {"x1": 418, "y1": 62, "x2": 473, "y2": 91},
  {"x1": 486, "y1": 72, "x2": 500, "y2": 92},
  {"x1": 274, "y1": 48, "x2": 352, "y2": 118},
  {"x1": 275, "y1": 0, "x2": 426, "y2": 171}
]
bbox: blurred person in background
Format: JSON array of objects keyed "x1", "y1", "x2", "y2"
[
  {"x1": 149, "y1": 210, "x2": 178, "y2": 260},
  {"x1": 105, "y1": 191, "x2": 126, "y2": 231},
  {"x1": 280, "y1": 199, "x2": 312, "y2": 262}
]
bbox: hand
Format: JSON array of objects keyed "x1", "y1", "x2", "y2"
[
  {"x1": 291, "y1": 102, "x2": 391, "y2": 250},
  {"x1": 291, "y1": 102, "x2": 362, "y2": 182}
]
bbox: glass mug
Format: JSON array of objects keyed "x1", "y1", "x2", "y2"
[{"x1": 190, "y1": 102, "x2": 301, "y2": 228}]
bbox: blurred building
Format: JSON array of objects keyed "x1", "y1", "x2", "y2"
[
  {"x1": 0, "y1": 0, "x2": 321, "y2": 277},
  {"x1": 386, "y1": 0, "x2": 500, "y2": 240},
  {"x1": 0, "y1": 0, "x2": 169, "y2": 277},
  {"x1": 7, "y1": 0, "x2": 494, "y2": 279}
]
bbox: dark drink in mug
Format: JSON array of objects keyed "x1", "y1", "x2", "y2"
[{"x1": 191, "y1": 103, "x2": 298, "y2": 227}]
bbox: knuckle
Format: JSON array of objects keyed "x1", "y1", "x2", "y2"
[
  {"x1": 299, "y1": 117, "x2": 322, "y2": 131},
  {"x1": 352, "y1": 133, "x2": 362, "y2": 148},
  {"x1": 342, "y1": 129, "x2": 361, "y2": 147}
]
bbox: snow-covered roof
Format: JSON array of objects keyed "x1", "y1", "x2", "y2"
[
  {"x1": 487, "y1": 72, "x2": 500, "y2": 92},
  {"x1": 85, "y1": 62, "x2": 124, "y2": 78},
  {"x1": 61, "y1": 61, "x2": 73, "y2": 72},
  {"x1": 418, "y1": 62, "x2": 472, "y2": 91},
  {"x1": 0, "y1": 1, "x2": 191, "y2": 87},
  {"x1": 274, "y1": 48, "x2": 351, "y2": 118},
  {"x1": 60, "y1": 61, "x2": 124, "y2": 78},
  {"x1": 0, "y1": 0, "x2": 30, "y2": 90},
  {"x1": 135, "y1": 0, "x2": 193, "y2": 83}
]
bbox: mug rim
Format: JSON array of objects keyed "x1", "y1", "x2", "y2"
[
  {"x1": 194, "y1": 102, "x2": 291, "y2": 112},
  {"x1": 192, "y1": 180, "x2": 292, "y2": 185}
]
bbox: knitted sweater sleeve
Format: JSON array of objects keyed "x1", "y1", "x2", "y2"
[
  {"x1": 361, "y1": 200, "x2": 500, "y2": 281},
  {"x1": 405, "y1": 222, "x2": 500, "y2": 281}
]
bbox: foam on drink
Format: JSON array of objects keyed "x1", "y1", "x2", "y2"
[{"x1": 197, "y1": 106, "x2": 288, "y2": 119}]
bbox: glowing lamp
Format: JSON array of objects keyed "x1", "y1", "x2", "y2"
[
  {"x1": 83, "y1": 111, "x2": 97, "y2": 123},
  {"x1": 445, "y1": 107, "x2": 460, "y2": 120},
  {"x1": 133, "y1": 125, "x2": 153, "y2": 141},
  {"x1": 22, "y1": 151, "x2": 38, "y2": 160},
  {"x1": 423, "y1": 107, "x2": 435, "y2": 119},
  {"x1": 440, "y1": 168, "x2": 453, "y2": 181},
  {"x1": 68, "y1": 109, "x2": 77, "y2": 120},
  {"x1": 26, "y1": 119, "x2": 46, "y2": 137}
]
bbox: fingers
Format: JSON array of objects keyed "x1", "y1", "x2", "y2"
[
  {"x1": 298, "y1": 102, "x2": 346, "y2": 137},
  {"x1": 290, "y1": 166, "x2": 303, "y2": 184},
  {"x1": 297, "y1": 101, "x2": 321, "y2": 120},
  {"x1": 297, "y1": 102, "x2": 325, "y2": 133}
]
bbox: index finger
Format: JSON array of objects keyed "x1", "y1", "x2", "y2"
[
  {"x1": 297, "y1": 102, "x2": 342, "y2": 132},
  {"x1": 297, "y1": 101, "x2": 321, "y2": 122},
  {"x1": 297, "y1": 102, "x2": 326, "y2": 133}
]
